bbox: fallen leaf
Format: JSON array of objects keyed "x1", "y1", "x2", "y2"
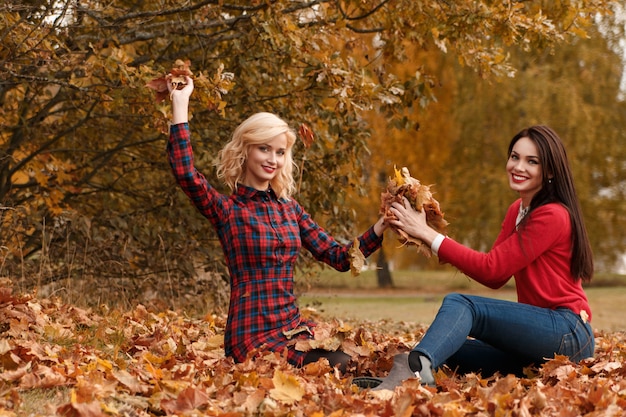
[
  {"x1": 269, "y1": 369, "x2": 304, "y2": 405},
  {"x1": 161, "y1": 386, "x2": 209, "y2": 414}
]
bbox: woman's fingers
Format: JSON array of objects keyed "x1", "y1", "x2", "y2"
[{"x1": 168, "y1": 76, "x2": 194, "y2": 96}]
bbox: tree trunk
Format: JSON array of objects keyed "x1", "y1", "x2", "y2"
[{"x1": 376, "y1": 246, "x2": 394, "y2": 288}]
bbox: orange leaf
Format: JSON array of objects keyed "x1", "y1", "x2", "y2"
[
  {"x1": 298, "y1": 123, "x2": 315, "y2": 148},
  {"x1": 161, "y1": 386, "x2": 209, "y2": 414}
]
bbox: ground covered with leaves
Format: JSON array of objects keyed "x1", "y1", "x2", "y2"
[{"x1": 0, "y1": 282, "x2": 625, "y2": 416}]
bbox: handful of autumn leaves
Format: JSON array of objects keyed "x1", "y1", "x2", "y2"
[
  {"x1": 146, "y1": 59, "x2": 193, "y2": 102},
  {"x1": 349, "y1": 166, "x2": 448, "y2": 276},
  {"x1": 382, "y1": 166, "x2": 448, "y2": 257}
]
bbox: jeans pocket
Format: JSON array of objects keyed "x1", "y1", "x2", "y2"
[
  {"x1": 558, "y1": 318, "x2": 593, "y2": 362},
  {"x1": 558, "y1": 331, "x2": 575, "y2": 357}
]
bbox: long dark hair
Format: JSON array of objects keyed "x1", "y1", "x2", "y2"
[{"x1": 508, "y1": 126, "x2": 593, "y2": 282}]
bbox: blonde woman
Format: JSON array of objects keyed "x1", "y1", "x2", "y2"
[{"x1": 167, "y1": 77, "x2": 387, "y2": 371}]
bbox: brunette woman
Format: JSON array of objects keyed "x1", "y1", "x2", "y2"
[{"x1": 356, "y1": 125, "x2": 594, "y2": 390}]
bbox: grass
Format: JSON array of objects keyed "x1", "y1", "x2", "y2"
[
  {"x1": 296, "y1": 268, "x2": 626, "y2": 332},
  {"x1": 18, "y1": 388, "x2": 70, "y2": 415}
]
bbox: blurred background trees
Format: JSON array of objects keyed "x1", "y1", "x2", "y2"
[
  {"x1": 1, "y1": 0, "x2": 624, "y2": 308},
  {"x1": 358, "y1": 10, "x2": 626, "y2": 274}
]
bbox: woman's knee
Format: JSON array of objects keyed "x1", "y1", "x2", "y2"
[
  {"x1": 442, "y1": 292, "x2": 463, "y2": 303},
  {"x1": 441, "y1": 292, "x2": 473, "y2": 308}
]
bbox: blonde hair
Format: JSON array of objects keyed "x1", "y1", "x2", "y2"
[{"x1": 216, "y1": 112, "x2": 297, "y2": 199}]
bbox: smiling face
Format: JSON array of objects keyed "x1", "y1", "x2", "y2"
[
  {"x1": 242, "y1": 133, "x2": 288, "y2": 190},
  {"x1": 506, "y1": 136, "x2": 545, "y2": 206}
]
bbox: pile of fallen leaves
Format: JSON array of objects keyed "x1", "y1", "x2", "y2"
[{"x1": 0, "y1": 280, "x2": 624, "y2": 416}]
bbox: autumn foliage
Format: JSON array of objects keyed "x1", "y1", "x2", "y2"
[
  {"x1": 0, "y1": 280, "x2": 624, "y2": 416},
  {"x1": 381, "y1": 167, "x2": 448, "y2": 257},
  {"x1": 146, "y1": 59, "x2": 194, "y2": 103},
  {"x1": 3, "y1": 0, "x2": 622, "y2": 298}
]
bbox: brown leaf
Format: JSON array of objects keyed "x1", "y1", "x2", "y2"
[
  {"x1": 349, "y1": 237, "x2": 366, "y2": 277},
  {"x1": 146, "y1": 59, "x2": 193, "y2": 103},
  {"x1": 112, "y1": 369, "x2": 147, "y2": 394},
  {"x1": 298, "y1": 123, "x2": 315, "y2": 148},
  {"x1": 236, "y1": 388, "x2": 266, "y2": 413},
  {"x1": 145, "y1": 77, "x2": 169, "y2": 103},
  {"x1": 56, "y1": 388, "x2": 107, "y2": 417},
  {"x1": 56, "y1": 401, "x2": 105, "y2": 417},
  {"x1": 20, "y1": 364, "x2": 67, "y2": 389},
  {"x1": 161, "y1": 386, "x2": 209, "y2": 414}
]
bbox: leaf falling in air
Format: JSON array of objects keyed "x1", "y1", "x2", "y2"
[{"x1": 349, "y1": 237, "x2": 366, "y2": 276}]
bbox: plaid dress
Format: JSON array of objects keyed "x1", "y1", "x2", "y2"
[{"x1": 167, "y1": 123, "x2": 383, "y2": 365}]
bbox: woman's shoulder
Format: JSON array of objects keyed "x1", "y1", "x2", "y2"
[
  {"x1": 282, "y1": 196, "x2": 304, "y2": 212},
  {"x1": 532, "y1": 202, "x2": 571, "y2": 226},
  {"x1": 506, "y1": 199, "x2": 568, "y2": 214},
  {"x1": 535, "y1": 202, "x2": 569, "y2": 215}
]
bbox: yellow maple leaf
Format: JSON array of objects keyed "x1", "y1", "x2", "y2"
[
  {"x1": 393, "y1": 165, "x2": 405, "y2": 186},
  {"x1": 269, "y1": 369, "x2": 304, "y2": 405}
]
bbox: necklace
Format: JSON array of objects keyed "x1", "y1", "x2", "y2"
[{"x1": 516, "y1": 204, "x2": 529, "y2": 227}]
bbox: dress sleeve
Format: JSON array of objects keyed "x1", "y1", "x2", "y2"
[
  {"x1": 167, "y1": 123, "x2": 228, "y2": 227},
  {"x1": 438, "y1": 204, "x2": 570, "y2": 288},
  {"x1": 295, "y1": 201, "x2": 383, "y2": 271}
]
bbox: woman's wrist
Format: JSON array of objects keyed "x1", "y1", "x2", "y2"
[
  {"x1": 171, "y1": 105, "x2": 189, "y2": 124},
  {"x1": 430, "y1": 233, "x2": 445, "y2": 256},
  {"x1": 373, "y1": 217, "x2": 386, "y2": 237}
]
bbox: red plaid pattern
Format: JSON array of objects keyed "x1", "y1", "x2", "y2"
[{"x1": 167, "y1": 123, "x2": 383, "y2": 364}]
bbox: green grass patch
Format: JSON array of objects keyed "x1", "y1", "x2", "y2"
[
  {"x1": 296, "y1": 268, "x2": 513, "y2": 293},
  {"x1": 297, "y1": 268, "x2": 626, "y2": 332}
]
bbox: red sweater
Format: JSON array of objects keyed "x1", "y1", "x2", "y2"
[{"x1": 438, "y1": 199, "x2": 592, "y2": 321}]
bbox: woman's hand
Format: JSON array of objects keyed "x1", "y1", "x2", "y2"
[
  {"x1": 169, "y1": 76, "x2": 194, "y2": 124},
  {"x1": 389, "y1": 197, "x2": 440, "y2": 246}
]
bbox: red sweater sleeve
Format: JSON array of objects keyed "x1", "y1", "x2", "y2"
[{"x1": 438, "y1": 202, "x2": 571, "y2": 288}]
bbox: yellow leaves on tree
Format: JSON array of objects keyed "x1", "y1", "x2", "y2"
[
  {"x1": 296, "y1": 122, "x2": 315, "y2": 194},
  {"x1": 145, "y1": 60, "x2": 234, "y2": 132},
  {"x1": 381, "y1": 166, "x2": 449, "y2": 257}
]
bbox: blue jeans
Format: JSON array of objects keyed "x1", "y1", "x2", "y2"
[{"x1": 412, "y1": 293, "x2": 595, "y2": 377}]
